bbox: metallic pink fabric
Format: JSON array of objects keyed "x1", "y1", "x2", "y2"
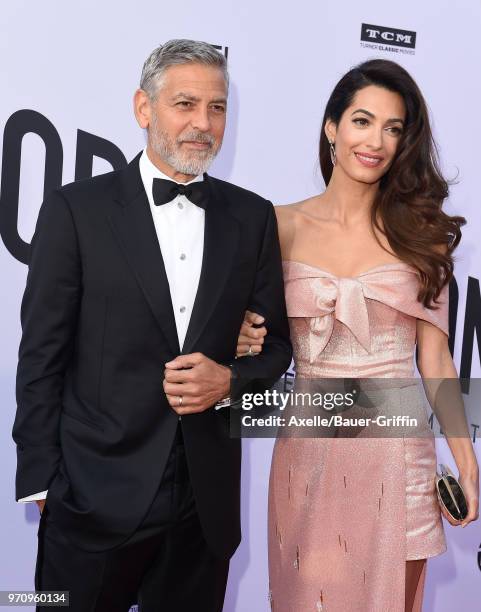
[{"x1": 268, "y1": 261, "x2": 447, "y2": 612}]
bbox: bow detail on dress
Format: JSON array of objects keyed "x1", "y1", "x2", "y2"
[
  {"x1": 289, "y1": 276, "x2": 371, "y2": 363},
  {"x1": 283, "y1": 261, "x2": 449, "y2": 365}
]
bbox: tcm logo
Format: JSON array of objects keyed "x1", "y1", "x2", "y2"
[
  {"x1": 211, "y1": 44, "x2": 229, "y2": 60},
  {"x1": 361, "y1": 23, "x2": 416, "y2": 49}
]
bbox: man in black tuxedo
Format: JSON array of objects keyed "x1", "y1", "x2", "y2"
[{"x1": 13, "y1": 39, "x2": 292, "y2": 611}]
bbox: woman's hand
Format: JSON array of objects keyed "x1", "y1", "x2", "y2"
[
  {"x1": 417, "y1": 322, "x2": 480, "y2": 528},
  {"x1": 236, "y1": 310, "x2": 267, "y2": 357}
]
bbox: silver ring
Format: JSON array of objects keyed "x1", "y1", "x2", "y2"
[
  {"x1": 178, "y1": 395, "x2": 183, "y2": 407},
  {"x1": 247, "y1": 345, "x2": 253, "y2": 355}
]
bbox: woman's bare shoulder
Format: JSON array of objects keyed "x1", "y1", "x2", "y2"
[
  {"x1": 274, "y1": 197, "x2": 319, "y2": 255},
  {"x1": 274, "y1": 196, "x2": 319, "y2": 222}
]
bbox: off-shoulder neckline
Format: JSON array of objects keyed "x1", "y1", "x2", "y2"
[{"x1": 282, "y1": 259, "x2": 414, "y2": 280}]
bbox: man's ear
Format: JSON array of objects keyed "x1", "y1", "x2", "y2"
[{"x1": 133, "y1": 89, "x2": 151, "y2": 129}]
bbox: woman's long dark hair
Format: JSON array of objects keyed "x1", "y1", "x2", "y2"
[{"x1": 319, "y1": 59, "x2": 465, "y2": 308}]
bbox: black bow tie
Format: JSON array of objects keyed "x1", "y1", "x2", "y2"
[{"x1": 152, "y1": 177, "x2": 209, "y2": 209}]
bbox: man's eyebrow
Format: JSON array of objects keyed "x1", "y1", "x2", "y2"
[
  {"x1": 172, "y1": 92, "x2": 200, "y2": 102},
  {"x1": 171, "y1": 93, "x2": 227, "y2": 105},
  {"x1": 351, "y1": 108, "x2": 405, "y2": 124}
]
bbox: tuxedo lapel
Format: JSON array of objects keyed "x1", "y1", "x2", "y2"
[
  {"x1": 108, "y1": 153, "x2": 180, "y2": 356},
  {"x1": 182, "y1": 175, "x2": 240, "y2": 354}
]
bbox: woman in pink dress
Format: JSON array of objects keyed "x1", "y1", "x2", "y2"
[{"x1": 237, "y1": 60, "x2": 479, "y2": 611}]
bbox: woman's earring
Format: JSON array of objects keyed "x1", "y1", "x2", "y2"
[{"x1": 329, "y1": 140, "x2": 337, "y2": 166}]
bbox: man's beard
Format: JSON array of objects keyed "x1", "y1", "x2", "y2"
[{"x1": 149, "y1": 115, "x2": 221, "y2": 176}]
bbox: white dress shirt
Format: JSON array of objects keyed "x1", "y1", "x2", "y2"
[
  {"x1": 19, "y1": 149, "x2": 205, "y2": 503},
  {"x1": 139, "y1": 149, "x2": 204, "y2": 349}
]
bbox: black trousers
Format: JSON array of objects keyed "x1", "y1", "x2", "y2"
[{"x1": 35, "y1": 426, "x2": 229, "y2": 612}]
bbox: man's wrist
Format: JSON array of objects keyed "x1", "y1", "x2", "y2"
[{"x1": 215, "y1": 363, "x2": 237, "y2": 407}]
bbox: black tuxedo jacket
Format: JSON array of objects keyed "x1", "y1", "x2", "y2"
[{"x1": 13, "y1": 152, "x2": 292, "y2": 558}]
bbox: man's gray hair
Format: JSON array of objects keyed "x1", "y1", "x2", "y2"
[{"x1": 140, "y1": 39, "x2": 229, "y2": 100}]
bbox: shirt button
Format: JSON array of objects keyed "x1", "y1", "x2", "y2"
[
  {"x1": 177, "y1": 202, "x2": 184, "y2": 210},
  {"x1": 179, "y1": 306, "x2": 186, "y2": 313},
  {"x1": 180, "y1": 253, "x2": 186, "y2": 260}
]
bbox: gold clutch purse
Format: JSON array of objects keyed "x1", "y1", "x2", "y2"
[{"x1": 435, "y1": 464, "x2": 468, "y2": 522}]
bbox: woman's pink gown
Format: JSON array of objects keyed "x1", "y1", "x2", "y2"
[{"x1": 268, "y1": 261, "x2": 447, "y2": 612}]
